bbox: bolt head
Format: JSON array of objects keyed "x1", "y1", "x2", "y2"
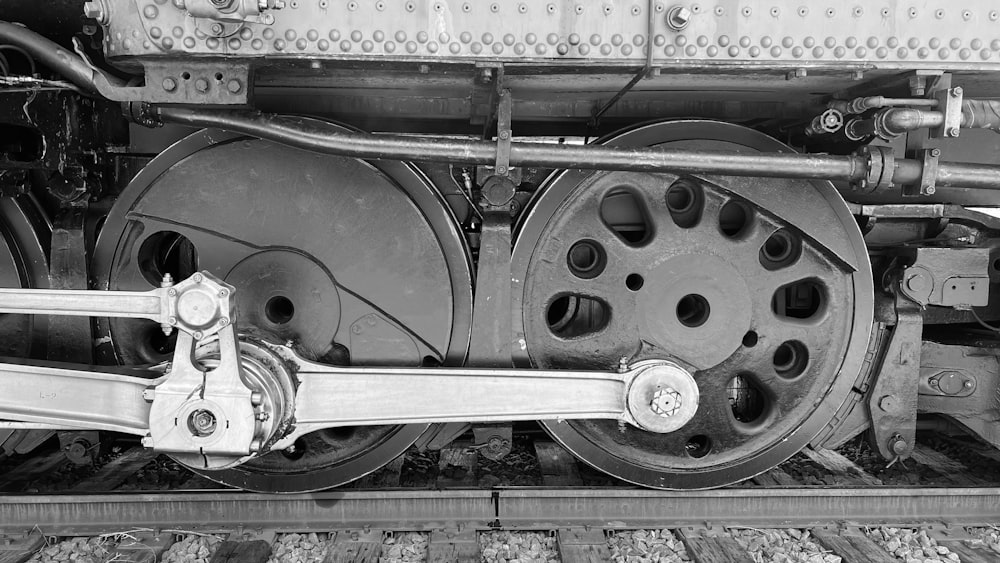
[
  {"x1": 195, "y1": 78, "x2": 210, "y2": 93},
  {"x1": 650, "y1": 387, "x2": 682, "y2": 417},
  {"x1": 162, "y1": 77, "x2": 177, "y2": 92},
  {"x1": 964, "y1": 380, "x2": 974, "y2": 388},
  {"x1": 188, "y1": 409, "x2": 217, "y2": 436},
  {"x1": 890, "y1": 436, "x2": 908, "y2": 455},
  {"x1": 925, "y1": 186, "x2": 936, "y2": 195},
  {"x1": 930, "y1": 148, "x2": 941, "y2": 157},
  {"x1": 952, "y1": 86, "x2": 963, "y2": 97},
  {"x1": 948, "y1": 127, "x2": 960, "y2": 137},
  {"x1": 879, "y1": 394, "x2": 897, "y2": 412},
  {"x1": 192, "y1": 331, "x2": 203, "y2": 340},
  {"x1": 226, "y1": 79, "x2": 242, "y2": 94}
]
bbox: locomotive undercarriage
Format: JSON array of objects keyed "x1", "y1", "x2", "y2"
[{"x1": 0, "y1": 0, "x2": 999, "y2": 492}]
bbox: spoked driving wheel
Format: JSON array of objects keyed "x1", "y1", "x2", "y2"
[
  {"x1": 93, "y1": 124, "x2": 473, "y2": 492},
  {"x1": 512, "y1": 120, "x2": 873, "y2": 488}
]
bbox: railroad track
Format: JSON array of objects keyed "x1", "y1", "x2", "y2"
[{"x1": 1, "y1": 431, "x2": 999, "y2": 562}]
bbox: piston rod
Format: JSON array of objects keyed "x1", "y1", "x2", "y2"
[{"x1": 155, "y1": 107, "x2": 1000, "y2": 191}]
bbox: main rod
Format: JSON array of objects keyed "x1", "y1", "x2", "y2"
[{"x1": 156, "y1": 107, "x2": 1000, "y2": 191}]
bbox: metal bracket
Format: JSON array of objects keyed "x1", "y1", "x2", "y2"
[
  {"x1": 907, "y1": 148, "x2": 940, "y2": 197},
  {"x1": 867, "y1": 291, "x2": 922, "y2": 460},
  {"x1": 852, "y1": 145, "x2": 894, "y2": 194},
  {"x1": 929, "y1": 74, "x2": 963, "y2": 139},
  {"x1": 898, "y1": 247, "x2": 990, "y2": 308},
  {"x1": 494, "y1": 89, "x2": 513, "y2": 178}
]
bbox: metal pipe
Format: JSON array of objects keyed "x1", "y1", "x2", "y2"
[
  {"x1": 0, "y1": 20, "x2": 126, "y2": 94},
  {"x1": 157, "y1": 107, "x2": 867, "y2": 182},
  {"x1": 156, "y1": 107, "x2": 1000, "y2": 191},
  {"x1": 846, "y1": 108, "x2": 946, "y2": 141},
  {"x1": 829, "y1": 96, "x2": 939, "y2": 114}
]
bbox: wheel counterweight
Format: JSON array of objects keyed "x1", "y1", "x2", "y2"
[{"x1": 512, "y1": 120, "x2": 874, "y2": 489}]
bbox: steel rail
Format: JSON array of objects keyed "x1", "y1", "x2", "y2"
[
  {"x1": 155, "y1": 107, "x2": 1000, "y2": 191},
  {"x1": 1, "y1": 488, "x2": 997, "y2": 533}
]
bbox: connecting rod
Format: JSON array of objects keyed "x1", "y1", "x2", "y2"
[{"x1": 0, "y1": 272, "x2": 700, "y2": 468}]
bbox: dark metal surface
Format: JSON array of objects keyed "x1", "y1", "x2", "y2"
[
  {"x1": 90, "y1": 125, "x2": 474, "y2": 492},
  {"x1": 0, "y1": 196, "x2": 50, "y2": 360},
  {"x1": 1, "y1": 488, "x2": 997, "y2": 533},
  {"x1": 511, "y1": 120, "x2": 875, "y2": 489}
]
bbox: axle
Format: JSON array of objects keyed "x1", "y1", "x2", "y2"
[{"x1": 0, "y1": 272, "x2": 700, "y2": 469}]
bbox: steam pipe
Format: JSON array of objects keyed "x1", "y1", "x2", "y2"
[{"x1": 155, "y1": 107, "x2": 1000, "y2": 191}]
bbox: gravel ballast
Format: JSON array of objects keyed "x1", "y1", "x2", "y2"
[
  {"x1": 479, "y1": 531, "x2": 559, "y2": 563},
  {"x1": 864, "y1": 527, "x2": 960, "y2": 562},
  {"x1": 607, "y1": 529, "x2": 690, "y2": 562},
  {"x1": 730, "y1": 528, "x2": 841, "y2": 563}
]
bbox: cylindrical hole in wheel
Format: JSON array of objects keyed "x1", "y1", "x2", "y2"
[
  {"x1": 625, "y1": 273, "x2": 644, "y2": 291},
  {"x1": 566, "y1": 239, "x2": 607, "y2": 279},
  {"x1": 727, "y1": 373, "x2": 768, "y2": 424},
  {"x1": 265, "y1": 295, "x2": 295, "y2": 324},
  {"x1": 773, "y1": 340, "x2": 808, "y2": 378},
  {"x1": 718, "y1": 200, "x2": 751, "y2": 238},
  {"x1": 685, "y1": 435, "x2": 712, "y2": 458},
  {"x1": 676, "y1": 293, "x2": 710, "y2": 327},
  {"x1": 759, "y1": 228, "x2": 801, "y2": 270},
  {"x1": 136, "y1": 231, "x2": 199, "y2": 287},
  {"x1": 742, "y1": 330, "x2": 758, "y2": 347},
  {"x1": 665, "y1": 178, "x2": 704, "y2": 228}
]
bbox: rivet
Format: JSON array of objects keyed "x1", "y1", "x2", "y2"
[
  {"x1": 611, "y1": 34, "x2": 623, "y2": 46},
  {"x1": 739, "y1": 36, "x2": 750, "y2": 48},
  {"x1": 183, "y1": 36, "x2": 195, "y2": 48},
  {"x1": 228, "y1": 38, "x2": 241, "y2": 49},
  {"x1": 600, "y1": 44, "x2": 612, "y2": 55},
  {"x1": 834, "y1": 46, "x2": 845, "y2": 57},
  {"x1": 675, "y1": 35, "x2": 687, "y2": 46},
  {"x1": 718, "y1": 35, "x2": 730, "y2": 47},
  {"x1": 350, "y1": 30, "x2": 361, "y2": 42},
  {"x1": 706, "y1": 45, "x2": 718, "y2": 56},
  {"x1": 503, "y1": 33, "x2": 515, "y2": 46},
  {"x1": 568, "y1": 33, "x2": 580, "y2": 45},
  {"x1": 824, "y1": 37, "x2": 835, "y2": 48},
  {"x1": 887, "y1": 37, "x2": 899, "y2": 48},
  {"x1": 492, "y1": 42, "x2": 503, "y2": 54},
  {"x1": 950, "y1": 37, "x2": 961, "y2": 49},
  {"x1": 262, "y1": 28, "x2": 275, "y2": 40},
  {"x1": 394, "y1": 30, "x2": 405, "y2": 42},
  {"x1": 172, "y1": 26, "x2": 184, "y2": 38},
  {"x1": 935, "y1": 8, "x2": 945, "y2": 19},
  {"x1": 578, "y1": 44, "x2": 590, "y2": 55},
  {"x1": 917, "y1": 47, "x2": 929, "y2": 58},
  {"x1": 971, "y1": 38, "x2": 982, "y2": 49},
  {"x1": 250, "y1": 38, "x2": 262, "y2": 49},
  {"x1": 938, "y1": 48, "x2": 950, "y2": 58},
  {"x1": 803, "y1": 36, "x2": 815, "y2": 48},
  {"x1": 826, "y1": 7, "x2": 835, "y2": 17},
  {"x1": 337, "y1": 40, "x2": 348, "y2": 51},
  {"x1": 513, "y1": 43, "x2": 524, "y2": 54},
  {"x1": 482, "y1": 32, "x2": 494, "y2": 44},
  {"x1": 981, "y1": 49, "x2": 992, "y2": 60},
  {"x1": 438, "y1": 32, "x2": 450, "y2": 44},
  {"x1": 143, "y1": 5, "x2": 159, "y2": 18},
  {"x1": 285, "y1": 29, "x2": 297, "y2": 41},
  {"x1": 633, "y1": 34, "x2": 644, "y2": 46},
  {"x1": 770, "y1": 46, "x2": 781, "y2": 57},
  {"x1": 450, "y1": 42, "x2": 462, "y2": 54},
  {"x1": 461, "y1": 32, "x2": 473, "y2": 44},
  {"x1": 416, "y1": 31, "x2": 428, "y2": 43},
  {"x1": 535, "y1": 43, "x2": 547, "y2": 55},
  {"x1": 373, "y1": 30, "x2": 384, "y2": 42},
  {"x1": 908, "y1": 37, "x2": 919, "y2": 49},
  {"x1": 330, "y1": 29, "x2": 341, "y2": 41},
  {"x1": 895, "y1": 47, "x2": 907, "y2": 58},
  {"x1": 845, "y1": 36, "x2": 857, "y2": 48},
  {"x1": 683, "y1": 44, "x2": 695, "y2": 56},
  {"x1": 812, "y1": 46, "x2": 825, "y2": 57},
  {"x1": 405, "y1": 41, "x2": 417, "y2": 53},
  {"x1": 728, "y1": 45, "x2": 739, "y2": 56},
  {"x1": 959, "y1": 48, "x2": 970, "y2": 59},
  {"x1": 205, "y1": 37, "x2": 219, "y2": 49},
  {"x1": 162, "y1": 77, "x2": 177, "y2": 91},
  {"x1": 150, "y1": 26, "x2": 162, "y2": 39},
  {"x1": 361, "y1": 39, "x2": 373, "y2": 51},
  {"x1": 748, "y1": 46, "x2": 760, "y2": 57},
  {"x1": 664, "y1": 45, "x2": 676, "y2": 56},
  {"x1": 427, "y1": 41, "x2": 439, "y2": 53},
  {"x1": 875, "y1": 46, "x2": 888, "y2": 58},
  {"x1": 559, "y1": 43, "x2": 570, "y2": 55},
  {"x1": 908, "y1": 7, "x2": 917, "y2": 18},
  {"x1": 782, "y1": 36, "x2": 793, "y2": 48},
  {"x1": 929, "y1": 37, "x2": 940, "y2": 48},
  {"x1": 384, "y1": 41, "x2": 395, "y2": 53},
  {"x1": 856, "y1": 47, "x2": 868, "y2": 58},
  {"x1": 590, "y1": 34, "x2": 602, "y2": 46},
  {"x1": 470, "y1": 42, "x2": 482, "y2": 54},
  {"x1": 792, "y1": 46, "x2": 803, "y2": 57},
  {"x1": 760, "y1": 36, "x2": 772, "y2": 48},
  {"x1": 518, "y1": 2, "x2": 527, "y2": 13},
  {"x1": 548, "y1": 33, "x2": 560, "y2": 45}
]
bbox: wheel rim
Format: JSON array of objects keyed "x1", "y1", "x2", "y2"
[
  {"x1": 512, "y1": 120, "x2": 873, "y2": 489},
  {"x1": 93, "y1": 125, "x2": 473, "y2": 492},
  {"x1": 0, "y1": 196, "x2": 49, "y2": 359}
]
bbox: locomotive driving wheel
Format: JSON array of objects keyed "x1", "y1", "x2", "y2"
[
  {"x1": 512, "y1": 120, "x2": 873, "y2": 488},
  {"x1": 93, "y1": 124, "x2": 473, "y2": 492}
]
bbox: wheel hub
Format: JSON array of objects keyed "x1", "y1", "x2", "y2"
[{"x1": 512, "y1": 120, "x2": 873, "y2": 489}]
